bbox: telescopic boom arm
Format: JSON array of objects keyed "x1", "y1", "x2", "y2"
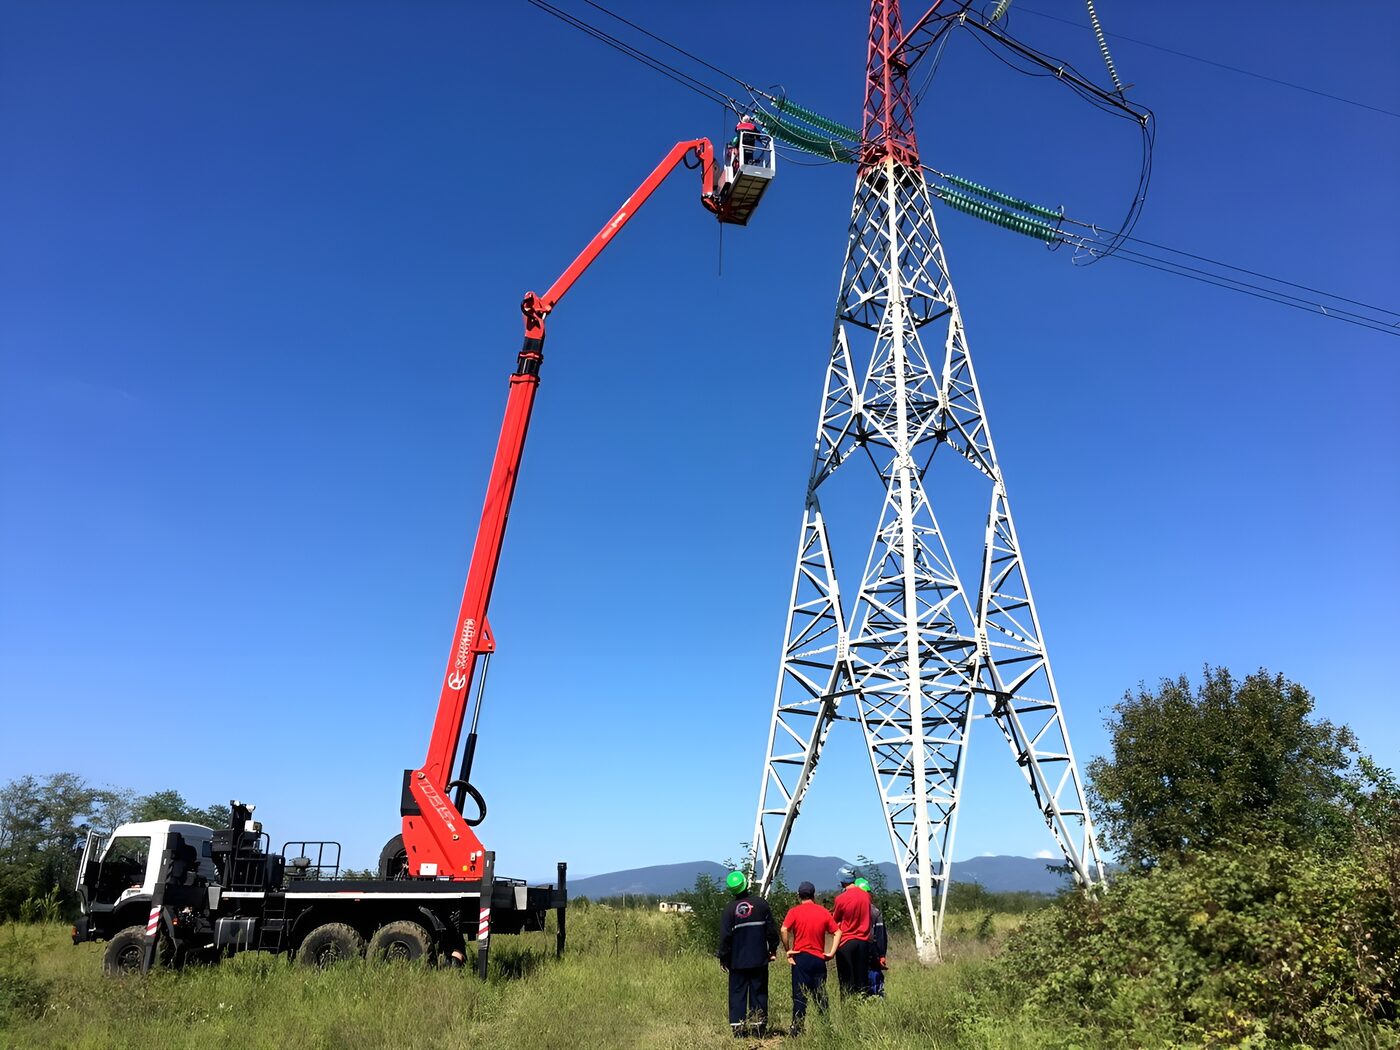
[{"x1": 399, "y1": 138, "x2": 731, "y2": 880}]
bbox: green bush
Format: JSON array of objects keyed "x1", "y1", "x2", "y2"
[
  {"x1": 997, "y1": 842, "x2": 1399, "y2": 1046},
  {"x1": 18, "y1": 886, "x2": 62, "y2": 924},
  {"x1": 674, "y1": 861, "x2": 801, "y2": 957},
  {"x1": 945, "y1": 880, "x2": 1055, "y2": 915},
  {"x1": 674, "y1": 871, "x2": 726, "y2": 954}
]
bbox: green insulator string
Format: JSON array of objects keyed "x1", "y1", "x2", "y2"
[
  {"x1": 756, "y1": 108, "x2": 856, "y2": 163},
  {"x1": 772, "y1": 97, "x2": 862, "y2": 142},
  {"x1": 944, "y1": 173, "x2": 1062, "y2": 222},
  {"x1": 749, "y1": 96, "x2": 1062, "y2": 238},
  {"x1": 934, "y1": 187, "x2": 1063, "y2": 243}
]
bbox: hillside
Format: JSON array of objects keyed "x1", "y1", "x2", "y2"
[{"x1": 568, "y1": 853, "x2": 1068, "y2": 898}]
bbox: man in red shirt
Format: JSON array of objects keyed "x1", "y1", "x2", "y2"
[
  {"x1": 780, "y1": 880, "x2": 839, "y2": 1034},
  {"x1": 831, "y1": 867, "x2": 872, "y2": 998}
]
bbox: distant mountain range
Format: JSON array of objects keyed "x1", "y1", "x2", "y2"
[{"x1": 567, "y1": 853, "x2": 1070, "y2": 898}]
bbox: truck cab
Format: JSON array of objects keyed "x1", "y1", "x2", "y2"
[{"x1": 73, "y1": 820, "x2": 216, "y2": 945}]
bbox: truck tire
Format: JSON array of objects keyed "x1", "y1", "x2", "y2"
[
  {"x1": 296, "y1": 922, "x2": 366, "y2": 967},
  {"x1": 102, "y1": 925, "x2": 174, "y2": 976},
  {"x1": 367, "y1": 920, "x2": 435, "y2": 965},
  {"x1": 378, "y1": 834, "x2": 409, "y2": 880}
]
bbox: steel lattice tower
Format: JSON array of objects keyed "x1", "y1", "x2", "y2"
[{"x1": 750, "y1": 0, "x2": 1104, "y2": 962}]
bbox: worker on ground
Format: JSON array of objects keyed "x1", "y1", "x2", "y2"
[
  {"x1": 717, "y1": 870, "x2": 779, "y2": 1038},
  {"x1": 854, "y1": 877, "x2": 888, "y2": 997},
  {"x1": 831, "y1": 866, "x2": 872, "y2": 998},
  {"x1": 780, "y1": 880, "x2": 839, "y2": 1035}
]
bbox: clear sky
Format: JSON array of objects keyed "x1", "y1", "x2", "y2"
[{"x1": 2, "y1": 1, "x2": 1397, "y2": 880}]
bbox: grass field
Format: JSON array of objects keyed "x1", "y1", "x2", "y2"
[{"x1": 0, "y1": 908, "x2": 1056, "y2": 1050}]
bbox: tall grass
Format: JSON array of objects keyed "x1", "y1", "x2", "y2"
[
  {"x1": 0, "y1": 910, "x2": 1068, "y2": 1050},
  {"x1": 23, "y1": 904, "x2": 1376, "y2": 1050}
]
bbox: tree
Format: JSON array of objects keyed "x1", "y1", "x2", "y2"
[
  {"x1": 0, "y1": 773, "x2": 129, "y2": 918},
  {"x1": 1347, "y1": 756, "x2": 1400, "y2": 921},
  {"x1": 128, "y1": 789, "x2": 230, "y2": 830},
  {"x1": 0, "y1": 775, "x2": 235, "y2": 919},
  {"x1": 1087, "y1": 666, "x2": 1358, "y2": 870}
]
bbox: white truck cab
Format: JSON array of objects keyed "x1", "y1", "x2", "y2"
[{"x1": 73, "y1": 820, "x2": 218, "y2": 943}]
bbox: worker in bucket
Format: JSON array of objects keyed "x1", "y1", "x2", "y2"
[
  {"x1": 854, "y1": 877, "x2": 888, "y2": 997},
  {"x1": 831, "y1": 866, "x2": 872, "y2": 998},
  {"x1": 717, "y1": 869, "x2": 779, "y2": 1038},
  {"x1": 780, "y1": 880, "x2": 839, "y2": 1035}
]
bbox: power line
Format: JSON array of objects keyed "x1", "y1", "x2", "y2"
[
  {"x1": 524, "y1": 0, "x2": 736, "y2": 110},
  {"x1": 526, "y1": 1, "x2": 1398, "y2": 338},
  {"x1": 1093, "y1": 231, "x2": 1400, "y2": 322},
  {"x1": 959, "y1": 14, "x2": 1154, "y2": 262},
  {"x1": 1101, "y1": 248, "x2": 1400, "y2": 338},
  {"x1": 1010, "y1": 4, "x2": 1400, "y2": 120},
  {"x1": 919, "y1": 164, "x2": 1399, "y2": 337},
  {"x1": 577, "y1": 0, "x2": 755, "y2": 96}
]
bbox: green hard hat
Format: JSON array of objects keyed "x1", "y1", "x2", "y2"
[
  {"x1": 854, "y1": 877, "x2": 872, "y2": 892},
  {"x1": 726, "y1": 870, "x2": 749, "y2": 895}
]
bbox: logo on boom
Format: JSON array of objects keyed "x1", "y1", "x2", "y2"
[
  {"x1": 446, "y1": 618, "x2": 476, "y2": 692},
  {"x1": 455, "y1": 619, "x2": 476, "y2": 670}
]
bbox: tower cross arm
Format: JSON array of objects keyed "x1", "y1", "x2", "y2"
[{"x1": 891, "y1": 1, "x2": 960, "y2": 72}]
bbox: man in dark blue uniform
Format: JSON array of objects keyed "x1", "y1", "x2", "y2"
[{"x1": 717, "y1": 870, "x2": 779, "y2": 1038}]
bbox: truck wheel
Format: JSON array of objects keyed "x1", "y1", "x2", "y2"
[
  {"x1": 102, "y1": 925, "x2": 173, "y2": 977},
  {"x1": 378, "y1": 834, "x2": 409, "y2": 880},
  {"x1": 296, "y1": 922, "x2": 366, "y2": 967},
  {"x1": 367, "y1": 920, "x2": 435, "y2": 965}
]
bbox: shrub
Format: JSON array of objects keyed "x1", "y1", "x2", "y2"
[
  {"x1": 945, "y1": 881, "x2": 1055, "y2": 915},
  {"x1": 997, "y1": 842, "x2": 1399, "y2": 1046},
  {"x1": 674, "y1": 871, "x2": 731, "y2": 955},
  {"x1": 18, "y1": 886, "x2": 61, "y2": 924}
]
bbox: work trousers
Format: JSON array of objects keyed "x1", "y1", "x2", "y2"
[
  {"x1": 789, "y1": 952, "x2": 828, "y2": 1032},
  {"x1": 727, "y1": 966, "x2": 768, "y2": 1033},
  {"x1": 834, "y1": 937, "x2": 870, "y2": 998}
]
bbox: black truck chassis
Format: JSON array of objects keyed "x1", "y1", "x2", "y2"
[{"x1": 77, "y1": 817, "x2": 566, "y2": 977}]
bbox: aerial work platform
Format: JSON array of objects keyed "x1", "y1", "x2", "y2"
[{"x1": 715, "y1": 119, "x2": 775, "y2": 226}]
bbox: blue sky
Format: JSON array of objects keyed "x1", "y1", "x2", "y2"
[{"x1": 2, "y1": 1, "x2": 1397, "y2": 880}]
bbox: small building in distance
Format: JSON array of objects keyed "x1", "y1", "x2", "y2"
[{"x1": 658, "y1": 900, "x2": 693, "y2": 914}]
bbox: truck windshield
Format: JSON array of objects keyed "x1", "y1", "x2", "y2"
[
  {"x1": 104, "y1": 836, "x2": 151, "y2": 868},
  {"x1": 97, "y1": 835, "x2": 153, "y2": 897}
]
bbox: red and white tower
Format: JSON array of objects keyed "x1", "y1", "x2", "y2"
[{"x1": 750, "y1": 0, "x2": 1104, "y2": 962}]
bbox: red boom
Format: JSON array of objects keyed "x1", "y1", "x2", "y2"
[{"x1": 400, "y1": 139, "x2": 723, "y2": 880}]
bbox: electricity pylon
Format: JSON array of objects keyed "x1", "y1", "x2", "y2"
[{"x1": 750, "y1": 0, "x2": 1104, "y2": 963}]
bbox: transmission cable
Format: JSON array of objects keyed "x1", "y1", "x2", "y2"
[
  {"x1": 524, "y1": 1, "x2": 1395, "y2": 337},
  {"x1": 1100, "y1": 249, "x2": 1399, "y2": 338},
  {"x1": 961, "y1": 16, "x2": 1154, "y2": 261},
  {"x1": 917, "y1": 160, "x2": 1398, "y2": 337},
  {"x1": 912, "y1": 12, "x2": 958, "y2": 110},
  {"x1": 577, "y1": 0, "x2": 759, "y2": 98},
  {"x1": 1009, "y1": 4, "x2": 1400, "y2": 120},
  {"x1": 525, "y1": 0, "x2": 737, "y2": 110},
  {"x1": 1063, "y1": 223, "x2": 1400, "y2": 322},
  {"x1": 1101, "y1": 245, "x2": 1395, "y2": 330}
]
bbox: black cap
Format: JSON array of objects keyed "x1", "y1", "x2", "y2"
[{"x1": 797, "y1": 880, "x2": 816, "y2": 898}]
